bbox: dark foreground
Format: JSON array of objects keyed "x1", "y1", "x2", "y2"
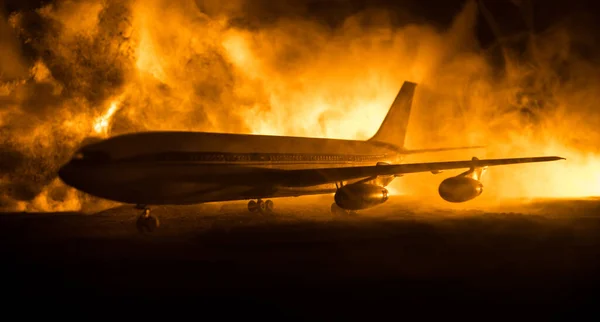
[{"x1": 2, "y1": 196, "x2": 600, "y2": 319}]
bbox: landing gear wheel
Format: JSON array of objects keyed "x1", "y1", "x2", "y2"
[
  {"x1": 136, "y1": 208, "x2": 160, "y2": 233},
  {"x1": 263, "y1": 200, "x2": 274, "y2": 214},
  {"x1": 257, "y1": 199, "x2": 266, "y2": 213},
  {"x1": 248, "y1": 200, "x2": 259, "y2": 213},
  {"x1": 248, "y1": 199, "x2": 275, "y2": 215}
]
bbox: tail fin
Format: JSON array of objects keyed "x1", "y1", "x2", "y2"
[{"x1": 368, "y1": 81, "x2": 417, "y2": 149}]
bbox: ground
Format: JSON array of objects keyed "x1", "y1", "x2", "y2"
[{"x1": 1, "y1": 195, "x2": 600, "y2": 319}]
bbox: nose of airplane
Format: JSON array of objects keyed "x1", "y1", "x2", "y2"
[{"x1": 58, "y1": 161, "x2": 76, "y2": 186}]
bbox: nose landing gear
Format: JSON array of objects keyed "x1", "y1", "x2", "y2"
[
  {"x1": 136, "y1": 206, "x2": 160, "y2": 233},
  {"x1": 248, "y1": 199, "x2": 274, "y2": 214}
]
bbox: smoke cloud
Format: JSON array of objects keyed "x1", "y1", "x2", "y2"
[{"x1": 1, "y1": 0, "x2": 599, "y2": 212}]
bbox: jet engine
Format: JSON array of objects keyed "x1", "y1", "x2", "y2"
[
  {"x1": 334, "y1": 184, "x2": 389, "y2": 210},
  {"x1": 438, "y1": 176, "x2": 483, "y2": 203}
]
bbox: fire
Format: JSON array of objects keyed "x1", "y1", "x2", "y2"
[
  {"x1": 386, "y1": 185, "x2": 401, "y2": 197},
  {"x1": 1, "y1": 0, "x2": 600, "y2": 212},
  {"x1": 222, "y1": 31, "x2": 256, "y2": 76},
  {"x1": 93, "y1": 101, "x2": 120, "y2": 137},
  {"x1": 487, "y1": 145, "x2": 600, "y2": 199}
]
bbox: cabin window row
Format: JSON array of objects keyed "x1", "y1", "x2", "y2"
[{"x1": 145, "y1": 153, "x2": 385, "y2": 162}]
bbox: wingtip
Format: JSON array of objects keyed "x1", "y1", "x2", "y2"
[{"x1": 537, "y1": 156, "x2": 566, "y2": 162}]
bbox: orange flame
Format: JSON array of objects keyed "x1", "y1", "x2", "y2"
[{"x1": 93, "y1": 100, "x2": 120, "y2": 137}]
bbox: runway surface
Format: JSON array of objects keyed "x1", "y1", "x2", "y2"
[{"x1": 2, "y1": 195, "x2": 600, "y2": 319}]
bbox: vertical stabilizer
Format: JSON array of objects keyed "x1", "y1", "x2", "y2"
[{"x1": 368, "y1": 81, "x2": 417, "y2": 149}]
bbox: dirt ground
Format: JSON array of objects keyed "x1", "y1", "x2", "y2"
[{"x1": 2, "y1": 196, "x2": 599, "y2": 319}]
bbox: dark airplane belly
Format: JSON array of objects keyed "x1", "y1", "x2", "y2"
[
  {"x1": 109, "y1": 181, "x2": 263, "y2": 205},
  {"x1": 69, "y1": 163, "x2": 267, "y2": 204},
  {"x1": 69, "y1": 163, "x2": 298, "y2": 204},
  {"x1": 69, "y1": 162, "x2": 375, "y2": 205}
]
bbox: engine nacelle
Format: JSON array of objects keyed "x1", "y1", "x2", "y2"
[
  {"x1": 334, "y1": 184, "x2": 389, "y2": 210},
  {"x1": 438, "y1": 176, "x2": 483, "y2": 203}
]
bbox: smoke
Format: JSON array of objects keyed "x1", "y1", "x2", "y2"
[{"x1": 0, "y1": 0, "x2": 599, "y2": 212}]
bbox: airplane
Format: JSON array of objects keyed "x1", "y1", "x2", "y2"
[{"x1": 58, "y1": 81, "x2": 564, "y2": 231}]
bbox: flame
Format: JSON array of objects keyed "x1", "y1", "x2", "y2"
[
  {"x1": 135, "y1": 21, "x2": 168, "y2": 82},
  {"x1": 93, "y1": 100, "x2": 120, "y2": 137},
  {"x1": 386, "y1": 185, "x2": 401, "y2": 197},
  {"x1": 486, "y1": 144, "x2": 600, "y2": 199},
  {"x1": 1, "y1": 0, "x2": 600, "y2": 212}
]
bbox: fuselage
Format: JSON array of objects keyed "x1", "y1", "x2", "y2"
[{"x1": 58, "y1": 131, "x2": 403, "y2": 205}]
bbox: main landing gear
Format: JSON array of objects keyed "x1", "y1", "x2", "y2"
[
  {"x1": 135, "y1": 205, "x2": 160, "y2": 233},
  {"x1": 248, "y1": 199, "x2": 274, "y2": 214}
]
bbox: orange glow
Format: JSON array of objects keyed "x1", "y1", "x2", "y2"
[
  {"x1": 93, "y1": 100, "x2": 120, "y2": 137},
  {"x1": 386, "y1": 185, "x2": 401, "y2": 197},
  {"x1": 485, "y1": 144, "x2": 600, "y2": 199},
  {"x1": 1, "y1": 0, "x2": 600, "y2": 212},
  {"x1": 135, "y1": 23, "x2": 168, "y2": 82}
]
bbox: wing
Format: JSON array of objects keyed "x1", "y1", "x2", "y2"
[{"x1": 263, "y1": 156, "x2": 565, "y2": 187}]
